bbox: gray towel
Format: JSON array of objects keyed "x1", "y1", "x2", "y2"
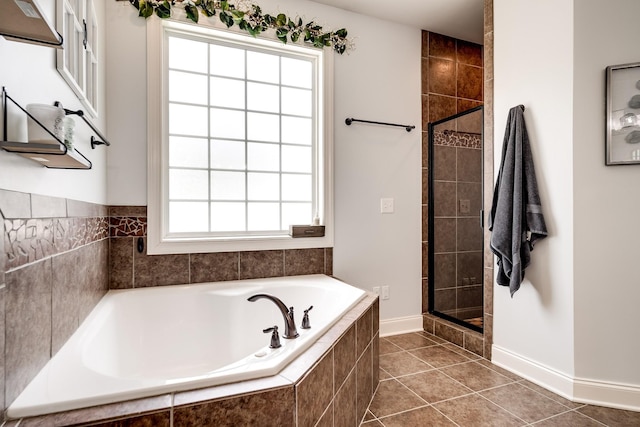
[{"x1": 489, "y1": 105, "x2": 548, "y2": 296}]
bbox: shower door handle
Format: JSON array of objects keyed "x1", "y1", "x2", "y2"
[{"x1": 480, "y1": 209, "x2": 484, "y2": 228}]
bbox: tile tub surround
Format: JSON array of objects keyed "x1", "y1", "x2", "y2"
[
  {"x1": 1, "y1": 194, "x2": 336, "y2": 419},
  {"x1": 8, "y1": 294, "x2": 380, "y2": 426},
  {"x1": 108, "y1": 206, "x2": 333, "y2": 289},
  {"x1": 0, "y1": 190, "x2": 110, "y2": 417}
]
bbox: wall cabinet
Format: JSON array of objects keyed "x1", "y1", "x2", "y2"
[{"x1": 57, "y1": 0, "x2": 99, "y2": 117}]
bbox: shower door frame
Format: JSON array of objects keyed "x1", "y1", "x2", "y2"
[{"x1": 427, "y1": 105, "x2": 484, "y2": 334}]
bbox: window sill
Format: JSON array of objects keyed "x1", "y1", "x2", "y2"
[{"x1": 146, "y1": 230, "x2": 334, "y2": 255}]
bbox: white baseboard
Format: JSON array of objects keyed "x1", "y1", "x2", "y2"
[
  {"x1": 493, "y1": 345, "x2": 640, "y2": 411},
  {"x1": 492, "y1": 345, "x2": 575, "y2": 399},
  {"x1": 573, "y1": 377, "x2": 640, "y2": 412},
  {"x1": 380, "y1": 315, "x2": 423, "y2": 337}
]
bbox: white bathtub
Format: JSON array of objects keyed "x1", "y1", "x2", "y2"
[{"x1": 8, "y1": 274, "x2": 365, "y2": 418}]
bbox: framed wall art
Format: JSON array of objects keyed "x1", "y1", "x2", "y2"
[{"x1": 606, "y1": 62, "x2": 640, "y2": 165}]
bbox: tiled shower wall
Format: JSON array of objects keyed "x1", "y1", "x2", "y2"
[
  {"x1": 421, "y1": 30, "x2": 484, "y2": 312},
  {"x1": 482, "y1": 0, "x2": 495, "y2": 361},
  {"x1": 421, "y1": 28, "x2": 491, "y2": 356},
  {"x1": 432, "y1": 130, "x2": 483, "y2": 320},
  {"x1": 0, "y1": 191, "x2": 332, "y2": 418}
]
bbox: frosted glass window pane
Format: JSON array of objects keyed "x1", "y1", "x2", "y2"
[
  {"x1": 247, "y1": 82, "x2": 279, "y2": 113},
  {"x1": 282, "y1": 116, "x2": 311, "y2": 145},
  {"x1": 247, "y1": 51, "x2": 279, "y2": 83},
  {"x1": 169, "y1": 71, "x2": 208, "y2": 105},
  {"x1": 247, "y1": 112, "x2": 279, "y2": 142},
  {"x1": 169, "y1": 202, "x2": 208, "y2": 233},
  {"x1": 169, "y1": 37, "x2": 207, "y2": 73},
  {"x1": 248, "y1": 173, "x2": 279, "y2": 200},
  {"x1": 248, "y1": 203, "x2": 279, "y2": 231},
  {"x1": 210, "y1": 108, "x2": 245, "y2": 139},
  {"x1": 170, "y1": 137, "x2": 208, "y2": 168},
  {"x1": 170, "y1": 104, "x2": 208, "y2": 137},
  {"x1": 282, "y1": 174, "x2": 312, "y2": 201},
  {"x1": 169, "y1": 169, "x2": 208, "y2": 200},
  {"x1": 282, "y1": 87, "x2": 311, "y2": 116},
  {"x1": 282, "y1": 57, "x2": 312, "y2": 88},
  {"x1": 211, "y1": 202, "x2": 246, "y2": 232},
  {"x1": 211, "y1": 139, "x2": 245, "y2": 170},
  {"x1": 210, "y1": 77, "x2": 245, "y2": 109},
  {"x1": 210, "y1": 44, "x2": 245, "y2": 78},
  {"x1": 248, "y1": 142, "x2": 279, "y2": 171},
  {"x1": 211, "y1": 171, "x2": 245, "y2": 200},
  {"x1": 282, "y1": 203, "x2": 311, "y2": 229},
  {"x1": 282, "y1": 145, "x2": 312, "y2": 173}
]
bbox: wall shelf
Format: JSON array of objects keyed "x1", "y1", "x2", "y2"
[
  {"x1": 0, "y1": 141, "x2": 91, "y2": 169},
  {"x1": 0, "y1": 0, "x2": 63, "y2": 48},
  {"x1": 1, "y1": 87, "x2": 102, "y2": 170}
]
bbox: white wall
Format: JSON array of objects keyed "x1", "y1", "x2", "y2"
[
  {"x1": 494, "y1": 0, "x2": 640, "y2": 409},
  {"x1": 492, "y1": 0, "x2": 576, "y2": 393},
  {"x1": 573, "y1": 0, "x2": 640, "y2": 398},
  {"x1": 329, "y1": 9, "x2": 422, "y2": 322},
  {"x1": 105, "y1": 1, "x2": 147, "y2": 206},
  {"x1": 0, "y1": 0, "x2": 107, "y2": 204},
  {"x1": 105, "y1": 1, "x2": 423, "y2": 322}
]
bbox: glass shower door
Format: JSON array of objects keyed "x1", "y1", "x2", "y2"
[{"x1": 428, "y1": 106, "x2": 484, "y2": 332}]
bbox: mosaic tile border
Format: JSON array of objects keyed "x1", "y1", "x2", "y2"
[
  {"x1": 1, "y1": 191, "x2": 110, "y2": 272},
  {"x1": 110, "y1": 216, "x2": 147, "y2": 237},
  {"x1": 433, "y1": 130, "x2": 482, "y2": 149}
]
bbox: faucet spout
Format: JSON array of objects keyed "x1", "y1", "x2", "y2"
[{"x1": 247, "y1": 294, "x2": 299, "y2": 339}]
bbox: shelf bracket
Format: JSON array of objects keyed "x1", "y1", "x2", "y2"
[{"x1": 54, "y1": 102, "x2": 111, "y2": 149}]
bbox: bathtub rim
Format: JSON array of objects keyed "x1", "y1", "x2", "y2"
[
  {"x1": 7, "y1": 292, "x2": 379, "y2": 426},
  {"x1": 6, "y1": 275, "x2": 378, "y2": 424}
]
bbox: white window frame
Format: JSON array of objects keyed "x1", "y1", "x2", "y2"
[
  {"x1": 146, "y1": 17, "x2": 334, "y2": 255},
  {"x1": 56, "y1": 0, "x2": 99, "y2": 117}
]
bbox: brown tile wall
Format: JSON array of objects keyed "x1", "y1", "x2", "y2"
[
  {"x1": 423, "y1": 312, "x2": 484, "y2": 357},
  {"x1": 1, "y1": 193, "x2": 337, "y2": 420},
  {"x1": 0, "y1": 189, "x2": 110, "y2": 416},
  {"x1": 9, "y1": 294, "x2": 379, "y2": 426},
  {"x1": 482, "y1": 0, "x2": 494, "y2": 360},
  {"x1": 422, "y1": 8, "x2": 494, "y2": 358},
  {"x1": 421, "y1": 32, "x2": 483, "y2": 129},
  {"x1": 108, "y1": 206, "x2": 333, "y2": 289}
]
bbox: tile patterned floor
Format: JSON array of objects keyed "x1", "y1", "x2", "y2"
[{"x1": 361, "y1": 332, "x2": 640, "y2": 427}]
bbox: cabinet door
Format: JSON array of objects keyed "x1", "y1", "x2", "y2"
[{"x1": 56, "y1": 0, "x2": 99, "y2": 117}]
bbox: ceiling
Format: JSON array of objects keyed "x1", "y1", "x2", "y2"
[{"x1": 307, "y1": 0, "x2": 484, "y2": 44}]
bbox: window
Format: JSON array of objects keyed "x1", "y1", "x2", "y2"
[
  {"x1": 56, "y1": 0, "x2": 98, "y2": 116},
  {"x1": 147, "y1": 19, "x2": 333, "y2": 254}
]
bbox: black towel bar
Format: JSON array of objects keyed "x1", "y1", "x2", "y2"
[{"x1": 345, "y1": 117, "x2": 415, "y2": 132}]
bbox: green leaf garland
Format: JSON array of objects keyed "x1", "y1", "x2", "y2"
[{"x1": 127, "y1": 0, "x2": 352, "y2": 54}]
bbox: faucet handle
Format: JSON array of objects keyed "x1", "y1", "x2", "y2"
[
  {"x1": 263, "y1": 325, "x2": 282, "y2": 349},
  {"x1": 301, "y1": 305, "x2": 313, "y2": 329}
]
